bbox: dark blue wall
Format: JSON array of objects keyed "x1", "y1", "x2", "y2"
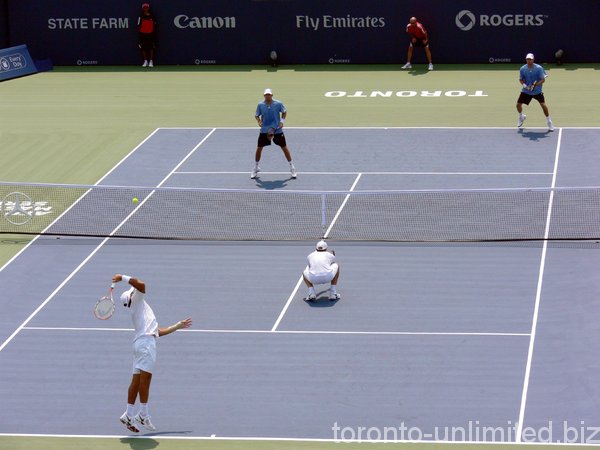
[
  {"x1": 0, "y1": 0, "x2": 8, "y2": 49},
  {"x1": 6, "y1": 0, "x2": 599, "y2": 65}
]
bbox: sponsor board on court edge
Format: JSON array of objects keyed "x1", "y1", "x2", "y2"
[{"x1": 325, "y1": 90, "x2": 488, "y2": 98}]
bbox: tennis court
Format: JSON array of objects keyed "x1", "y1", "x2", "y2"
[{"x1": 2, "y1": 126, "x2": 600, "y2": 448}]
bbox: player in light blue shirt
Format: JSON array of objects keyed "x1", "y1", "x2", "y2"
[
  {"x1": 516, "y1": 53, "x2": 554, "y2": 131},
  {"x1": 251, "y1": 88, "x2": 297, "y2": 179}
]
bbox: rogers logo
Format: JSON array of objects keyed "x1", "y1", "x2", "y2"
[
  {"x1": 456, "y1": 10, "x2": 476, "y2": 31},
  {"x1": 456, "y1": 10, "x2": 546, "y2": 31}
]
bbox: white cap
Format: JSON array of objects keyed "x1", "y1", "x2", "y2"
[
  {"x1": 120, "y1": 288, "x2": 134, "y2": 306},
  {"x1": 316, "y1": 240, "x2": 328, "y2": 250},
  {"x1": 263, "y1": 88, "x2": 273, "y2": 95},
  {"x1": 526, "y1": 53, "x2": 535, "y2": 60}
]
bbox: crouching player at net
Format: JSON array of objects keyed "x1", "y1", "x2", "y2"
[
  {"x1": 113, "y1": 273, "x2": 192, "y2": 433},
  {"x1": 303, "y1": 240, "x2": 341, "y2": 302}
]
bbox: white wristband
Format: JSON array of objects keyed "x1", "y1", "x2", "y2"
[
  {"x1": 122, "y1": 275, "x2": 131, "y2": 283},
  {"x1": 280, "y1": 118, "x2": 285, "y2": 123},
  {"x1": 522, "y1": 83, "x2": 528, "y2": 88}
]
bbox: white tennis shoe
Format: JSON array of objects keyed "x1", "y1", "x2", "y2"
[
  {"x1": 428, "y1": 63, "x2": 434, "y2": 71},
  {"x1": 134, "y1": 413, "x2": 156, "y2": 431},
  {"x1": 306, "y1": 293, "x2": 317, "y2": 301},
  {"x1": 547, "y1": 119, "x2": 554, "y2": 132},
  {"x1": 401, "y1": 62, "x2": 412, "y2": 69},
  {"x1": 518, "y1": 114, "x2": 526, "y2": 128},
  {"x1": 290, "y1": 166, "x2": 297, "y2": 179},
  {"x1": 250, "y1": 166, "x2": 261, "y2": 179},
  {"x1": 120, "y1": 413, "x2": 139, "y2": 433},
  {"x1": 142, "y1": 60, "x2": 148, "y2": 67},
  {"x1": 329, "y1": 292, "x2": 341, "y2": 301},
  {"x1": 148, "y1": 60, "x2": 154, "y2": 68}
]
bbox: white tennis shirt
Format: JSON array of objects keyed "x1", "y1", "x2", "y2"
[
  {"x1": 306, "y1": 250, "x2": 337, "y2": 276},
  {"x1": 126, "y1": 288, "x2": 159, "y2": 342}
]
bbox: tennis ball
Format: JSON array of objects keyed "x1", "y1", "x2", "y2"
[{"x1": 132, "y1": 197, "x2": 139, "y2": 204}]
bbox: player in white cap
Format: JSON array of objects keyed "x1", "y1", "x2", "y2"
[
  {"x1": 113, "y1": 273, "x2": 192, "y2": 433},
  {"x1": 302, "y1": 240, "x2": 341, "y2": 301},
  {"x1": 517, "y1": 53, "x2": 554, "y2": 131}
]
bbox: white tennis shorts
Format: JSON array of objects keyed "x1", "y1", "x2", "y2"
[
  {"x1": 132, "y1": 335, "x2": 157, "y2": 374},
  {"x1": 303, "y1": 264, "x2": 338, "y2": 285}
]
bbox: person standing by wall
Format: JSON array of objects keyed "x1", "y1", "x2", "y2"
[
  {"x1": 401, "y1": 17, "x2": 433, "y2": 71},
  {"x1": 138, "y1": 3, "x2": 157, "y2": 67}
]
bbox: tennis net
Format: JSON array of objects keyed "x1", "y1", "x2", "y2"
[{"x1": 1, "y1": 181, "x2": 599, "y2": 242}]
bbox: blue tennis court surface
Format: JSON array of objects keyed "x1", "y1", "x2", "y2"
[{"x1": 2, "y1": 127, "x2": 600, "y2": 444}]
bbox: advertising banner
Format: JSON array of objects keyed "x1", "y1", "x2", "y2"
[
  {"x1": 0, "y1": 44, "x2": 37, "y2": 81},
  {"x1": 6, "y1": 0, "x2": 599, "y2": 66}
]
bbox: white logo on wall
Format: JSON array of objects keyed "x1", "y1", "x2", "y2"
[
  {"x1": 296, "y1": 15, "x2": 385, "y2": 30},
  {"x1": 455, "y1": 10, "x2": 476, "y2": 31},
  {"x1": 455, "y1": 9, "x2": 546, "y2": 31},
  {"x1": 174, "y1": 15, "x2": 236, "y2": 29},
  {"x1": 1, "y1": 192, "x2": 52, "y2": 225},
  {"x1": 47, "y1": 18, "x2": 129, "y2": 29}
]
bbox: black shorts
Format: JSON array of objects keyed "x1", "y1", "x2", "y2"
[
  {"x1": 518, "y1": 92, "x2": 546, "y2": 105},
  {"x1": 138, "y1": 33, "x2": 156, "y2": 51},
  {"x1": 258, "y1": 132, "x2": 286, "y2": 147},
  {"x1": 410, "y1": 37, "x2": 429, "y2": 48}
]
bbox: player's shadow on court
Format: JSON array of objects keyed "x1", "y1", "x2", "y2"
[
  {"x1": 304, "y1": 289, "x2": 339, "y2": 307},
  {"x1": 518, "y1": 129, "x2": 551, "y2": 141},
  {"x1": 254, "y1": 177, "x2": 292, "y2": 190},
  {"x1": 120, "y1": 437, "x2": 159, "y2": 449},
  {"x1": 407, "y1": 68, "x2": 430, "y2": 76}
]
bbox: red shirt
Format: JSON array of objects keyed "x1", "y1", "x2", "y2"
[
  {"x1": 406, "y1": 22, "x2": 427, "y2": 39},
  {"x1": 138, "y1": 15, "x2": 155, "y2": 34}
]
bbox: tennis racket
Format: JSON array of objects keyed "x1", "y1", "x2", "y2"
[
  {"x1": 94, "y1": 283, "x2": 115, "y2": 320},
  {"x1": 527, "y1": 80, "x2": 539, "y2": 91}
]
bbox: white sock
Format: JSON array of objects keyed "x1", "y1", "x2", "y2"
[
  {"x1": 330, "y1": 286, "x2": 337, "y2": 294},
  {"x1": 547, "y1": 117, "x2": 552, "y2": 122},
  {"x1": 140, "y1": 403, "x2": 149, "y2": 417},
  {"x1": 308, "y1": 287, "x2": 315, "y2": 295},
  {"x1": 126, "y1": 404, "x2": 136, "y2": 417},
  {"x1": 519, "y1": 113, "x2": 524, "y2": 118},
  {"x1": 289, "y1": 161, "x2": 294, "y2": 168}
]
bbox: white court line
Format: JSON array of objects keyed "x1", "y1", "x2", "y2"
[
  {"x1": 324, "y1": 173, "x2": 362, "y2": 238},
  {"x1": 270, "y1": 173, "x2": 362, "y2": 332},
  {"x1": 2, "y1": 432, "x2": 600, "y2": 446},
  {"x1": 158, "y1": 126, "x2": 600, "y2": 130},
  {"x1": 516, "y1": 128, "x2": 563, "y2": 442},
  {"x1": 0, "y1": 129, "x2": 217, "y2": 354},
  {"x1": 22, "y1": 326, "x2": 529, "y2": 337},
  {"x1": 174, "y1": 171, "x2": 553, "y2": 175}
]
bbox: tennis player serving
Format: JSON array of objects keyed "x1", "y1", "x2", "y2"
[
  {"x1": 112, "y1": 273, "x2": 192, "y2": 433},
  {"x1": 516, "y1": 53, "x2": 554, "y2": 131},
  {"x1": 251, "y1": 88, "x2": 297, "y2": 180}
]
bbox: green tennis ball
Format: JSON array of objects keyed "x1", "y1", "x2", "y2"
[{"x1": 132, "y1": 197, "x2": 139, "y2": 204}]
